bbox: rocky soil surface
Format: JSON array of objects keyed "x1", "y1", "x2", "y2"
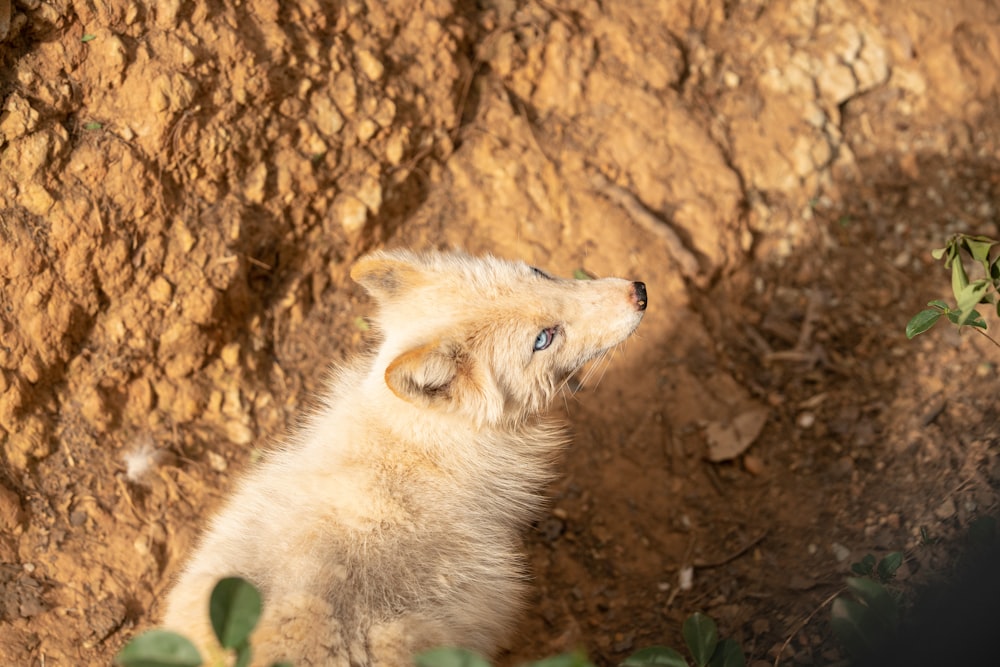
[{"x1": 1, "y1": 0, "x2": 999, "y2": 664}]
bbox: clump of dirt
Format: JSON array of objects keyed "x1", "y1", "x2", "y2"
[{"x1": 1, "y1": 0, "x2": 999, "y2": 665}]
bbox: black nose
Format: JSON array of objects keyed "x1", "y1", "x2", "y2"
[{"x1": 632, "y1": 281, "x2": 647, "y2": 311}]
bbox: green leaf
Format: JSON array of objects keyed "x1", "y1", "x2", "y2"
[
  {"x1": 209, "y1": 577, "x2": 262, "y2": 650},
  {"x1": 857, "y1": 554, "x2": 876, "y2": 574},
  {"x1": 951, "y1": 257, "x2": 969, "y2": 301},
  {"x1": 234, "y1": 644, "x2": 252, "y2": 667},
  {"x1": 967, "y1": 515, "x2": 997, "y2": 548},
  {"x1": 945, "y1": 307, "x2": 987, "y2": 330},
  {"x1": 270, "y1": 663, "x2": 295, "y2": 667},
  {"x1": 845, "y1": 577, "x2": 899, "y2": 628},
  {"x1": 682, "y1": 613, "x2": 719, "y2": 667},
  {"x1": 965, "y1": 238, "x2": 995, "y2": 265},
  {"x1": 573, "y1": 269, "x2": 593, "y2": 280},
  {"x1": 708, "y1": 639, "x2": 745, "y2": 667},
  {"x1": 955, "y1": 280, "x2": 990, "y2": 325},
  {"x1": 831, "y1": 596, "x2": 878, "y2": 658},
  {"x1": 927, "y1": 299, "x2": 949, "y2": 310},
  {"x1": 527, "y1": 651, "x2": 594, "y2": 667},
  {"x1": 82, "y1": 33, "x2": 97, "y2": 42},
  {"x1": 931, "y1": 247, "x2": 947, "y2": 260},
  {"x1": 905, "y1": 310, "x2": 941, "y2": 339},
  {"x1": 990, "y1": 256, "x2": 1000, "y2": 281},
  {"x1": 414, "y1": 647, "x2": 492, "y2": 667},
  {"x1": 621, "y1": 646, "x2": 689, "y2": 666},
  {"x1": 115, "y1": 629, "x2": 202, "y2": 667},
  {"x1": 84, "y1": 121, "x2": 103, "y2": 130},
  {"x1": 876, "y1": 552, "x2": 903, "y2": 581}
]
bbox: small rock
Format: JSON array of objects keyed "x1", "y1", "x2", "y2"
[
  {"x1": 373, "y1": 98, "x2": 396, "y2": 128},
  {"x1": 225, "y1": 420, "x2": 254, "y2": 446},
  {"x1": 332, "y1": 193, "x2": 367, "y2": 235},
  {"x1": 148, "y1": 276, "x2": 173, "y2": 303},
  {"x1": 539, "y1": 516, "x2": 565, "y2": 541},
  {"x1": 678, "y1": 565, "x2": 694, "y2": 590},
  {"x1": 0, "y1": 483, "x2": 24, "y2": 530},
  {"x1": 0, "y1": 93, "x2": 40, "y2": 141},
  {"x1": 220, "y1": 343, "x2": 240, "y2": 369},
  {"x1": 355, "y1": 48, "x2": 384, "y2": 81},
  {"x1": 308, "y1": 93, "x2": 344, "y2": 140},
  {"x1": 244, "y1": 163, "x2": 268, "y2": 204},
  {"x1": 831, "y1": 542, "x2": 851, "y2": 562},
  {"x1": 743, "y1": 454, "x2": 765, "y2": 475},
  {"x1": 934, "y1": 497, "x2": 956, "y2": 519},
  {"x1": 356, "y1": 118, "x2": 378, "y2": 142},
  {"x1": 355, "y1": 174, "x2": 382, "y2": 214},
  {"x1": 612, "y1": 634, "x2": 634, "y2": 653},
  {"x1": 385, "y1": 130, "x2": 408, "y2": 165},
  {"x1": 797, "y1": 411, "x2": 816, "y2": 429},
  {"x1": 331, "y1": 70, "x2": 357, "y2": 115},
  {"x1": 207, "y1": 450, "x2": 228, "y2": 472}
]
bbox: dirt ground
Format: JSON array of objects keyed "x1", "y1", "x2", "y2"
[{"x1": 2, "y1": 0, "x2": 999, "y2": 665}]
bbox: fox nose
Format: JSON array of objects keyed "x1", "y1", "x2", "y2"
[{"x1": 632, "y1": 281, "x2": 647, "y2": 311}]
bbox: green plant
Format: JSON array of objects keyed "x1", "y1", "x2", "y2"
[
  {"x1": 116, "y1": 576, "x2": 291, "y2": 667},
  {"x1": 415, "y1": 613, "x2": 745, "y2": 667},
  {"x1": 830, "y1": 552, "x2": 903, "y2": 660},
  {"x1": 620, "y1": 613, "x2": 745, "y2": 667},
  {"x1": 906, "y1": 234, "x2": 1000, "y2": 341},
  {"x1": 416, "y1": 647, "x2": 594, "y2": 667}
]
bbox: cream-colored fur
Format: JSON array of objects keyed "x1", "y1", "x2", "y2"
[{"x1": 161, "y1": 249, "x2": 647, "y2": 665}]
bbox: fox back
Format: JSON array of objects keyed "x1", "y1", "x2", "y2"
[{"x1": 162, "y1": 249, "x2": 647, "y2": 666}]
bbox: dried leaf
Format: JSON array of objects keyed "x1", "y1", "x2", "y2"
[{"x1": 705, "y1": 407, "x2": 769, "y2": 462}]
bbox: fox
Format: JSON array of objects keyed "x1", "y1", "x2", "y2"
[{"x1": 161, "y1": 248, "x2": 647, "y2": 666}]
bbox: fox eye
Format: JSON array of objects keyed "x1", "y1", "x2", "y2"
[{"x1": 533, "y1": 327, "x2": 556, "y2": 352}]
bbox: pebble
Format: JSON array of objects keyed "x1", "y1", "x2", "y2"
[
  {"x1": 355, "y1": 48, "x2": 385, "y2": 81},
  {"x1": 539, "y1": 516, "x2": 565, "y2": 541},
  {"x1": 831, "y1": 542, "x2": 851, "y2": 562},
  {"x1": 934, "y1": 497, "x2": 956, "y2": 519},
  {"x1": 744, "y1": 454, "x2": 765, "y2": 475},
  {"x1": 0, "y1": 483, "x2": 23, "y2": 530},
  {"x1": 678, "y1": 565, "x2": 694, "y2": 590},
  {"x1": 332, "y1": 193, "x2": 367, "y2": 235},
  {"x1": 207, "y1": 450, "x2": 228, "y2": 472}
]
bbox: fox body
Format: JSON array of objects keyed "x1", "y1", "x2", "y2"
[{"x1": 162, "y1": 249, "x2": 647, "y2": 665}]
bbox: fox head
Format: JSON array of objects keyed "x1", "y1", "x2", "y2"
[{"x1": 351, "y1": 249, "x2": 646, "y2": 427}]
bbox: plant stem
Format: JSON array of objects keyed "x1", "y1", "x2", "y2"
[{"x1": 972, "y1": 326, "x2": 1000, "y2": 349}]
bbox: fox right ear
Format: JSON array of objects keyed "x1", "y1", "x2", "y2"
[
  {"x1": 384, "y1": 339, "x2": 505, "y2": 425},
  {"x1": 350, "y1": 253, "x2": 425, "y2": 302}
]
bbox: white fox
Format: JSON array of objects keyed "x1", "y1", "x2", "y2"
[{"x1": 162, "y1": 249, "x2": 647, "y2": 665}]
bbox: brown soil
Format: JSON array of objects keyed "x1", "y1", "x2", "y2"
[{"x1": 2, "y1": 0, "x2": 999, "y2": 665}]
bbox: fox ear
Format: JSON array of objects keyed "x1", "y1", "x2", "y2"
[
  {"x1": 384, "y1": 340, "x2": 459, "y2": 406},
  {"x1": 350, "y1": 252, "x2": 425, "y2": 302},
  {"x1": 385, "y1": 340, "x2": 504, "y2": 424}
]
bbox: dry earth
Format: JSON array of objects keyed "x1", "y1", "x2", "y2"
[{"x1": 1, "y1": 0, "x2": 999, "y2": 665}]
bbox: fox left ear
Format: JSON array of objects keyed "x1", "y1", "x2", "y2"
[
  {"x1": 351, "y1": 251, "x2": 425, "y2": 302},
  {"x1": 385, "y1": 340, "x2": 504, "y2": 424}
]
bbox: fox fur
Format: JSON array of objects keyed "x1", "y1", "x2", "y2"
[{"x1": 161, "y1": 249, "x2": 647, "y2": 666}]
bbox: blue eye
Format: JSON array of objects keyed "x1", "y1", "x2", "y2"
[{"x1": 533, "y1": 328, "x2": 556, "y2": 351}]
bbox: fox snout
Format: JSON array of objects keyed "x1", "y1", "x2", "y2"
[{"x1": 631, "y1": 281, "x2": 647, "y2": 311}]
